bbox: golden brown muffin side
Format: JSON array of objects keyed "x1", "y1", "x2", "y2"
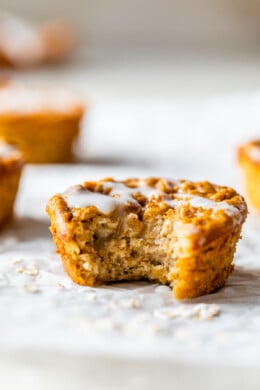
[
  {"x1": 0, "y1": 147, "x2": 24, "y2": 228},
  {"x1": 172, "y1": 227, "x2": 241, "y2": 299},
  {"x1": 0, "y1": 114, "x2": 82, "y2": 163}
]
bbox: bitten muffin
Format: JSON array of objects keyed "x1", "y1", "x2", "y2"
[
  {"x1": 0, "y1": 143, "x2": 24, "y2": 228},
  {"x1": 238, "y1": 140, "x2": 260, "y2": 210},
  {"x1": 0, "y1": 85, "x2": 85, "y2": 163},
  {"x1": 47, "y1": 178, "x2": 247, "y2": 299},
  {"x1": 46, "y1": 177, "x2": 247, "y2": 299}
]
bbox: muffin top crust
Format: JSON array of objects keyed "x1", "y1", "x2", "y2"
[
  {"x1": 47, "y1": 177, "x2": 248, "y2": 250},
  {"x1": 63, "y1": 177, "x2": 245, "y2": 215}
]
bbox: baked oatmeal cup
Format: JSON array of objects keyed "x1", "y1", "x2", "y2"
[
  {"x1": 0, "y1": 84, "x2": 85, "y2": 163},
  {"x1": 47, "y1": 177, "x2": 247, "y2": 299}
]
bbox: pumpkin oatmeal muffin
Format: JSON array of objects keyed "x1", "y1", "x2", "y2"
[
  {"x1": 46, "y1": 177, "x2": 247, "y2": 299},
  {"x1": 238, "y1": 140, "x2": 260, "y2": 210},
  {"x1": 0, "y1": 84, "x2": 85, "y2": 163},
  {"x1": 0, "y1": 143, "x2": 24, "y2": 228}
]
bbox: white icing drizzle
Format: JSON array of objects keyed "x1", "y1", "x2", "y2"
[
  {"x1": 63, "y1": 182, "x2": 162, "y2": 214},
  {"x1": 0, "y1": 143, "x2": 17, "y2": 158},
  {"x1": 102, "y1": 181, "x2": 165, "y2": 203},
  {"x1": 166, "y1": 194, "x2": 239, "y2": 217},
  {"x1": 247, "y1": 145, "x2": 260, "y2": 162},
  {"x1": 63, "y1": 181, "x2": 241, "y2": 221},
  {"x1": 65, "y1": 191, "x2": 122, "y2": 215}
]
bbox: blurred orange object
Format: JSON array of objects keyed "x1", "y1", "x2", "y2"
[
  {"x1": 0, "y1": 83, "x2": 85, "y2": 163},
  {"x1": 0, "y1": 75, "x2": 10, "y2": 87},
  {"x1": 0, "y1": 13, "x2": 75, "y2": 68},
  {"x1": 39, "y1": 20, "x2": 75, "y2": 62}
]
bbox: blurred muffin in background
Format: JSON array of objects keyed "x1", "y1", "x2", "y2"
[
  {"x1": 0, "y1": 75, "x2": 10, "y2": 87},
  {"x1": 0, "y1": 13, "x2": 75, "y2": 68},
  {"x1": 0, "y1": 84, "x2": 85, "y2": 163},
  {"x1": 238, "y1": 140, "x2": 260, "y2": 211},
  {"x1": 0, "y1": 142, "x2": 24, "y2": 228}
]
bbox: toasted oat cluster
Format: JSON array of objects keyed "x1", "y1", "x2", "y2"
[
  {"x1": 0, "y1": 84, "x2": 85, "y2": 163},
  {"x1": 46, "y1": 177, "x2": 247, "y2": 299},
  {"x1": 238, "y1": 140, "x2": 260, "y2": 211},
  {"x1": 0, "y1": 143, "x2": 24, "y2": 228}
]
